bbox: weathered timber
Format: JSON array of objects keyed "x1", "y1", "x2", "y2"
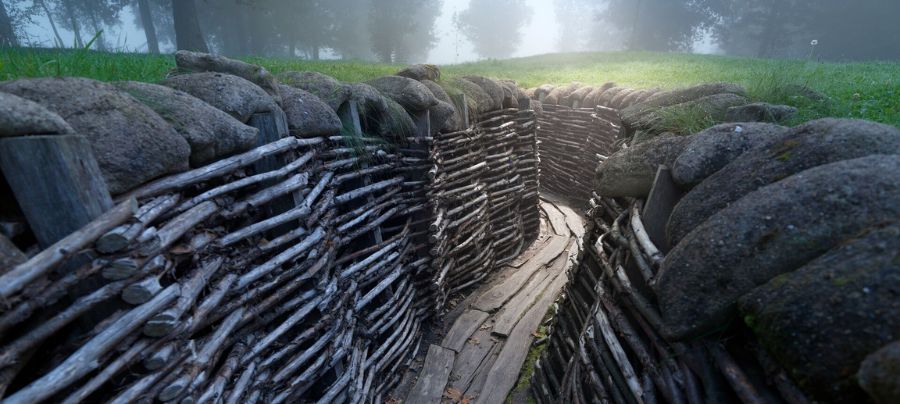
[
  {"x1": 406, "y1": 344, "x2": 455, "y2": 404},
  {"x1": 441, "y1": 309, "x2": 490, "y2": 352}
]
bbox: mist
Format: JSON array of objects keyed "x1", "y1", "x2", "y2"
[{"x1": 1, "y1": 0, "x2": 897, "y2": 63}]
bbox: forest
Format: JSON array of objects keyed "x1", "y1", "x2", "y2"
[{"x1": 0, "y1": 0, "x2": 898, "y2": 62}]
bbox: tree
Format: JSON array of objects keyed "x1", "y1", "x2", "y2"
[
  {"x1": 172, "y1": 0, "x2": 207, "y2": 52},
  {"x1": 369, "y1": 0, "x2": 441, "y2": 63},
  {"x1": 597, "y1": 0, "x2": 709, "y2": 52},
  {"x1": 455, "y1": 0, "x2": 532, "y2": 59},
  {"x1": 0, "y1": 0, "x2": 17, "y2": 46},
  {"x1": 135, "y1": 0, "x2": 158, "y2": 53}
]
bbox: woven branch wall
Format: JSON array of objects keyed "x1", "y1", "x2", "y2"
[
  {"x1": 0, "y1": 107, "x2": 539, "y2": 403},
  {"x1": 537, "y1": 104, "x2": 620, "y2": 204}
]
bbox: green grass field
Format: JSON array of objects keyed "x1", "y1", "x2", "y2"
[{"x1": 2, "y1": 48, "x2": 897, "y2": 126}]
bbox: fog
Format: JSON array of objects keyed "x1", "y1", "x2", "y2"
[{"x1": 2, "y1": 0, "x2": 897, "y2": 63}]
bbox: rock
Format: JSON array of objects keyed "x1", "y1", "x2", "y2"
[
  {"x1": 114, "y1": 81, "x2": 258, "y2": 167},
  {"x1": 174, "y1": 50, "x2": 280, "y2": 103},
  {"x1": 725, "y1": 102, "x2": 797, "y2": 123},
  {"x1": 535, "y1": 84, "x2": 555, "y2": 100},
  {"x1": 0, "y1": 92, "x2": 74, "y2": 137},
  {"x1": 463, "y1": 76, "x2": 505, "y2": 111},
  {"x1": 568, "y1": 86, "x2": 594, "y2": 107},
  {"x1": 396, "y1": 64, "x2": 440, "y2": 81},
  {"x1": 347, "y1": 83, "x2": 416, "y2": 138},
  {"x1": 278, "y1": 84, "x2": 342, "y2": 137},
  {"x1": 631, "y1": 93, "x2": 750, "y2": 134},
  {"x1": 367, "y1": 75, "x2": 438, "y2": 112},
  {"x1": 595, "y1": 135, "x2": 693, "y2": 197},
  {"x1": 739, "y1": 222, "x2": 900, "y2": 402},
  {"x1": 0, "y1": 77, "x2": 190, "y2": 194},
  {"x1": 278, "y1": 71, "x2": 350, "y2": 111},
  {"x1": 444, "y1": 78, "x2": 493, "y2": 114},
  {"x1": 544, "y1": 83, "x2": 582, "y2": 105},
  {"x1": 859, "y1": 341, "x2": 900, "y2": 404},
  {"x1": 163, "y1": 72, "x2": 278, "y2": 123},
  {"x1": 671, "y1": 122, "x2": 789, "y2": 188},
  {"x1": 657, "y1": 155, "x2": 900, "y2": 340},
  {"x1": 622, "y1": 83, "x2": 747, "y2": 127},
  {"x1": 667, "y1": 118, "x2": 900, "y2": 245}
]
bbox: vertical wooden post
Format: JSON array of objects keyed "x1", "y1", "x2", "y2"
[
  {"x1": 0, "y1": 135, "x2": 113, "y2": 248},
  {"x1": 340, "y1": 101, "x2": 383, "y2": 244},
  {"x1": 642, "y1": 166, "x2": 683, "y2": 253},
  {"x1": 451, "y1": 94, "x2": 470, "y2": 129},
  {"x1": 247, "y1": 108, "x2": 297, "y2": 236},
  {"x1": 413, "y1": 110, "x2": 430, "y2": 139}
]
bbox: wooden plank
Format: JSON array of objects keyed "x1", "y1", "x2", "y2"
[
  {"x1": 492, "y1": 249, "x2": 569, "y2": 337},
  {"x1": 473, "y1": 235, "x2": 568, "y2": 312},
  {"x1": 642, "y1": 166, "x2": 683, "y2": 253},
  {"x1": 448, "y1": 329, "x2": 496, "y2": 392},
  {"x1": 462, "y1": 340, "x2": 502, "y2": 400},
  {"x1": 541, "y1": 203, "x2": 569, "y2": 237},
  {"x1": 553, "y1": 203, "x2": 585, "y2": 240},
  {"x1": 0, "y1": 135, "x2": 113, "y2": 248},
  {"x1": 507, "y1": 233, "x2": 552, "y2": 268},
  {"x1": 406, "y1": 344, "x2": 456, "y2": 404},
  {"x1": 441, "y1": 309, "x2": 489, "y2": 352},
  {"x1": 478, "y1": 256, "x2": 572, "y2": 404}
]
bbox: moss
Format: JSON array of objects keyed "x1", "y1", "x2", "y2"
[{"x1": 776, "y1": 151, "x2": 792, "y2": 161}]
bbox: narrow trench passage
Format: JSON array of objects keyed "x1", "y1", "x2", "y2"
[{"x1": 397, "y1": 193, "x2": 586, "y2": 403}]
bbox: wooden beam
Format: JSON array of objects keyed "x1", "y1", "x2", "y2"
[
  {"x1": 406, "y1": 344, "x2": 455, "y2": 404},
  {"x1": 642, "y1": 166, "x2": 683, "y2": 253},
  {"x1": 0, "y1": 135, "x2": 113, "y2": 248},
  {"x1": 441, "y1": 309, "x2": 489, "y2": 352}
]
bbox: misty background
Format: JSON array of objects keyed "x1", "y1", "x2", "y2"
[{"x1": 1, "y1": 0, "x2": 898, "y2": 64}]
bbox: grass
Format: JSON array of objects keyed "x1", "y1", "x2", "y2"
[{"x1": 1, "y1": 48, "x2": 897, "y2": 126}]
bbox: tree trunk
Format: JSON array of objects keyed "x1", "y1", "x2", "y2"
[
  {"x1": 62, "y1": 0, "x2": 83, "y2": 48},
  {"x1": 85, "y1": 2, "x2": 107, "y2": 51},
  {"x1": 136, "y1": 0, "x2": 159, "y2": 53},
  {"x1": 0, "y1": 0, "x2": 17, "y2": 47},
  {"x1": 171, "y1": 0, "x2": 208, "y2": 52},
  {"x1": 37, "y1": 0, "x2": 65, "y2": 47}
]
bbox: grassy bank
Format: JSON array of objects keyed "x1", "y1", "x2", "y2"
[{"x1": 2, "y1": 48, "x2": 897, "y2": 125}]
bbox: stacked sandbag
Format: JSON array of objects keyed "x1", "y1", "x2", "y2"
[
  {"x1": 162, "y1": 72, "x2": 280, "y2": 123},
  {"x1": 277, "y1": 84, "x2": 343, "y2": 137},
  {"x1": 543, "y1": 82, "x2": 583, "y2": 105},
  {"x1": 174, "y1": 49, "x2": 281, "y2": 103},
  {"x1": 277, "y1": 70, "x2": 351, "y2": 111},
  {"x1": 595, "y1": 134, "x2": 693, "y2": 198},
  {"x1": 0, "y1": 77, "x2": 191, "y2": 194},
  {"x1": 388, "y1": 65, "x2": 464, "y2": 133}
]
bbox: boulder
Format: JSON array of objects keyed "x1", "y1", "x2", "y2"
[
  {"x1": 174, "y1": 50, "x2": 280, "y2": 103},
  {"x1": 163, "y1": 72, "x2": 278, "y2": 123},
  {"x1": 114, "y1": 81, "x2": 258, "y2": 167},
  {"x1": 725, "y1": 102, "x2": 797, "y2": 123},
  {"x1": 622, "y1": 83, "x2": 747, "y2": 127},
  {"x1": 667, "y1": 118, "x2": 900, "y2": 245},
  {"x1": 278, "y1": 84, "x2": 342, "y2": 137},
  {"x1": 347, "y1": 83, "x2": 415, "y2": 138},
  {"x1": 278, "y1": 71, "x2": 351, "y2": 111},
  {"x1": 444, "y1": 78, "x2": 493, "y2": 114},
  {"x1": 0, "y1": 77, "x2": 190, "y2": 194},
  {"x1": 859, "y1": 341, "x2": 900, "y2": 404},
  {"x1": 463, "y1": 76, "x2": 505, "y2": 111},
  {"x1": 367, "y1": 75, "x2": 439, "y2": 112},
  {"x1": 595, "y1": 135, "x2": 693, "y2": 197},
  {"x1": 671, "y1": 122, "x2": 789, "y2": 188},
  {"x1": 656, "y1": 155, "x2": 900, "y2": 340},
  {"x1": 396, "y1": 64, "x2": 441, "y2": 81},
  {"x1": 0, "y1": 92, "x2": 74, "y2": 137},
  {"x1": 739, "y1": 222, "x2": 900, "y2": 402}
]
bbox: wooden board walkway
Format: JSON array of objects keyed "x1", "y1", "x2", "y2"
[{"x1": 404, "y1": 196, "x2": 584, "y2": 403}]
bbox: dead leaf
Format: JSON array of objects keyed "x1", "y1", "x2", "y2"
[
  {"x1": 444, "y1": 387, "x2": 463, "y2": 401},
  {"x1": 467, "y1": 337, "x2": 480, "y2": 345}
]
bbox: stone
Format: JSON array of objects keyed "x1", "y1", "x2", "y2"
[
  {"x1": 163, "y1": 72, "x2": 278, "y2": 123},
  {"x1": 0, "y1": 92, "x2": 74, "y2": 137},
  {"x1": 396, "y1": 64, "x2": 441, "y2": 81},
  {"x1": 114, "y1": 81, "x2": 258, "y2": 167},
  {"x1": 445, "y1": 77, "x2": 494, "y2": 114},
  {"x1": 0, "y1": 77, "x2": 190, "y2": 194},
  {"x1": 277, "y1": 84, "x2": 342, "y2": 137},
  {"x1": 174, "y1": 50, "x2": 281, "y2": 103},
  {"x1": 671, "y1": 122, "x2": 789, "y2": 188},
  {"x1": 859, "y1": 341, "x2": 900, "y2": 404},
  {"x1": 278, "y1": 71, "x2": 351, "y2": 111},
  {"x1": 347, "y1": 83, "x2": 416, "y2": 138},
  {"x1": 367, "y1": 75, "x2": 439, "y2": 112},
  {"x1": 631, "y1": 93, "x2": 750, "y2": 134},
  {"x1": 739, "y1": 222, "x2": 900, "y2": 402},
  {"x1": 595, "y1": 135, "x2": 693, "y2": 197},
  {"x1": 621, "y1": 82, "x2": 748, "y2": 127},
  {"x1": 657, "y1": 155, "x2": 900, "y2": 340},
  {"x1": 463, "y1": 76, "x2": 505, "y2": 111},
  {"x1": 725, "y1": 102, "x2": 797, "y2": 123},
  {"x1": 667, "y1": 118, "x2": 900, "y2": 245}
]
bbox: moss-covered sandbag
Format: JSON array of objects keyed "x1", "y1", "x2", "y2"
[
  {"x1": 629, "y1": 93, "x2": 750, "y2": 135},
  {"x1": 396, "y1": 64, "x2": 441, "y2": 81},
  {"x1": 278, "y1": 84, "x2": 343, "y2": 137},
  {"x1": 278, "y1": 71, "x2": 351, "y2": 111},
  {"x1": 739, "y1": 222, "x2": 900, "y2": 402},
  {"x1": 1, "y1": 77, "x2": 190, "y2": 194},
  {"x1": 656, "y1": 155, "x2": 900, "y2": 340},
  {"x1": 367, "y1": 75, "x2": 439, "y2": 112},
  {"x1": 667, "y1": 118, "x2": 900, "y2": 245},
  {"x1": 544, "y1": 82, "x2": 582, "y2": 105},
  {"x1": 443, "y1": 77, "x2": 493, "y2": 114},
  {"x1": 621, "y1": 82, "x2": 747, "y2": 124},
  {"x1": 174, "y1": 50, "x2": 281, "y2": 103},
  {"x1": 115, "y1": 81, "x2": 258, "y2": 167},
  {"x1": 163, "y1": 72, "x2": 278, "y2": 123},
  {"x1": 0, "y1": 92, "x2": 73, "y2": 137},
  {"x1": 463, "y1": 76, "x2": 505, "y2": 111},
  {"x1": 671, "y1": 122, "x2": 789, "y2": 188},
  {"x1": 595, "y1": 135, "x2": 693, "y2": 197}
]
